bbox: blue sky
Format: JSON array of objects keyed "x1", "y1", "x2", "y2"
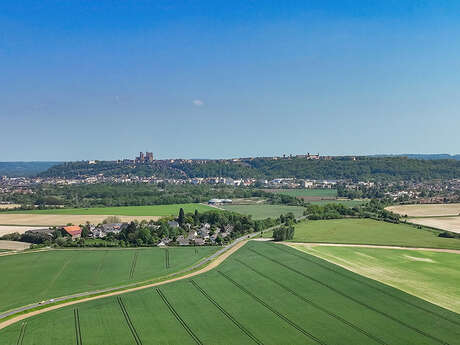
[{"x1": 1, "y1": 1, "x2": 460, "y2": 161}]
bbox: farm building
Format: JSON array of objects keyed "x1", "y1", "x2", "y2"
[
  {"x1": 62, "y1": 226, "x2": 82, "y2": 240},
  {"x1": 208, "y1": 198, "x2": 232, "y2": 205},
  {"x1": 92, "y1": 223, "x2": 128, "y2": 238},
  {"x1": 25, "y1": 228, "x2": 54, "y2": 237}
]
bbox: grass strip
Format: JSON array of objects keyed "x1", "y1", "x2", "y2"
[
  {"x1": 190, "y1": 280, "x2": 264, "y2": 345},
  {"x1": 155, "y1": 288, "x2": 203, "y2": 345},
  {"x1": 217, "y1": 271, "x2": 327, "y2": 345},
  {"x1": 249, "y1": 247, "x2": 451, "y2": 345},
  {"x1": 272, "y1": 244, "x2": 460, "y2": 327}
]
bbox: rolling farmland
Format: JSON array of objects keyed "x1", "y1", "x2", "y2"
[
  {"x1": 307, "y1": 199, "x2": 367, "y2": 207},
  {"x1": 1, "y1": 241, "x2": 459, "y2": 345},
  {"x1": 220, "y1": 204, "x2": 305, "y2": 220},
  {"x1": 0, "y1": 246, "x2": 218, "y2": 313},
  {"x1": 291, "y1": 245, "x2": 460, "y2": 313},
  {"x1": 279, "y1": 218, "x2": 460, "y2": 250},
  {"x1": 386, "y1": 203, "x2": 460, "y2": 234},
  {"x1": 0, "y1": 203, "x2": 215, "y2": 226},
  {"x1": 3, "y1": 203, "x2": 214, "y2": 216},
  {"x1": 386, "y1": 203, "x2": 460, "y2": 217},
  {"x1": 270, "y1": 188, "x2": 338, "y2": 198},
  {"x1": 408, "y1": 217, "x2": 460, "y2": 234}
]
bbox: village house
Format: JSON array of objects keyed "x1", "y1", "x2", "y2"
[
  {"x1": 193, "y1": 238, "x2": 205, "y2": 246},
  {"x1": 176, "y1": 235, "x2": 189, "y2": 246},
  {"x1": 91, "y1": 223, "x2": 127, "y2": 238},
  {"x1": 158, "y1": 237, "x2": 172, "y2": 247},
  {"x1": 62, "y1": 226, "x2": 82, "y2": 240},
  {"x1": 25, "y1": 228, "x2": 55, "y2": 238}
]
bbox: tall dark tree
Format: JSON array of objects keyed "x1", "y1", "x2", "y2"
[
  {"x1": 194, "y1": 209, "x2": 200, "y2": 226},
  {"x1": 178, "y1": 208, "x2": 185, "y2": 226}
]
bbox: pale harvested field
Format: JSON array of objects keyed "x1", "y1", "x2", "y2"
[
  {"x1": 0, "y1": 214, "x2": 161, "y2": 226},
  {"x1": 0, "y1": 204, "x2": 21, "y2": 210},
  {"x1": 408, "y1": 217, "x2": 460, "y2": 234},
  {"x1": 0, "y1": 226, "x2": 45, "y2": 236},
  {"x1": 0, "y1": 240, "x2": 30, "y2": 251},
  {"x1": 386, "y1": 203, "x2": 460, "y2": 217}
]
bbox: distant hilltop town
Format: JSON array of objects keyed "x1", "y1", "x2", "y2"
[{"x1": 113, "y1": 151, "x2": 335, "y2": 165}]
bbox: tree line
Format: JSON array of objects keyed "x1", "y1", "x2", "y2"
[{"x1": 1, "y1": 183, "x2": 301, "y2": 209}]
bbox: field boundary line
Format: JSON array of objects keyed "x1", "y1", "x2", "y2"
[
  {"x1": 190, "y1": 280, "x2": 264, "y2": 345},
  {"x1": 117, "y1": 297, "x2": 143, "y2": 345},
  {"x1": 234, "y1": 259, "x2": 388, "y2": 345},
  {"x1": 250, "y1": 247, "x2": 452, "y2": 345},
  {"x1": 280, "y1": 243, "x2": 460, "y2": 326},
  {"x1": 0, "y1": 239, "x2": 247, "y2": 331},
  {"x1": 156, "y1": 288, "x2": 203, "y2": 345},
  {"x1": 73, "y1": 308, "x2": 82, "y2": 345},
  {"x1": 217, "y1": 271, "x2": 327, "y2": 345}
]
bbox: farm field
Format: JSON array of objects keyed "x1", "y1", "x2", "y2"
[
  {"x1": 3, "y1": 203, "x2": 214, "y2": 216},
  {"x1": 308, "y1": 199, "x2": 367, "y2": 207},
  {"x1": 409, "y1": 217, "x2": 460, "y2": 234},
  {"x1": 220, "y1": 204, "x2": 305, "y2": 219},
  {"x1": 0, "y1": 203, "x2": 214, "y2": 226},
  {"x1": 0, "y1": 240, "x2": 30, "y2": 251},
  {"x1": 270, "y1": 218, "x2": 460, "y2": 249},
  {"x1": 387, "y1": 203, "x2": 460, "y2": 217},
  {"x1": 290, "y1": 244, "x2": 460, "y2": 313},
  {"x1": 0, "y1": 214, "x2": 163, "y2": 226},
  {"x1": 1, "y1": 241, "x2": 459, "y2": 344},
  {"x1": 0, "y1": 225, "x2": 45, "y2": 236},
  {"x1": 270, "y1": 188, "x2": 338, "y2": 198},
  {"x1": 0, "y1": 246, "x2": 218, "y2": 313}
]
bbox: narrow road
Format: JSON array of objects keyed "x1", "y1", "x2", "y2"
[{"x1": 285, "y1": 242, "x2": 460, "y2": 254}]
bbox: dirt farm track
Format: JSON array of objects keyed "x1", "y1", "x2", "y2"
[{"x1": 0, "y1": 214, "x2": 161, "y2": 227}]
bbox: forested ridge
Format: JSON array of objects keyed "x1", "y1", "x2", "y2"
[{"x1": 40, "y1": 157, "x2": 460, "y2": 181}]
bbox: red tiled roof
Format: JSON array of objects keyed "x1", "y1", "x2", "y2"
[{"x1": 63, "y1": 226, "x2": 81, "y2": 236}]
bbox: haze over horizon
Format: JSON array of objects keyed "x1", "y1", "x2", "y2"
[{"x1": 2, "y1": 1, "x2": 460, "y2": 161}]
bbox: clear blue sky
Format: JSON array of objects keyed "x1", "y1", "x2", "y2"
[{"x1": 1, "y1": 1, "x2": 460, "y2": 161}]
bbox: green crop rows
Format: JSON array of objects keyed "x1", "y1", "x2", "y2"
[
  {"x1": 282, "y1": 218, "x2": 460, "y2": 249},
  {"x1": 0, "y1": 246, "x2": 218, "y2": 313},
  {"x1": 1, "y1": 241, "x2": 459, "y2": 344}
]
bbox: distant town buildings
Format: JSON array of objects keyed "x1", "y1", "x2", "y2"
[{"x1": 136, "y1": 152, "x2": 154, "y2": 163}]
